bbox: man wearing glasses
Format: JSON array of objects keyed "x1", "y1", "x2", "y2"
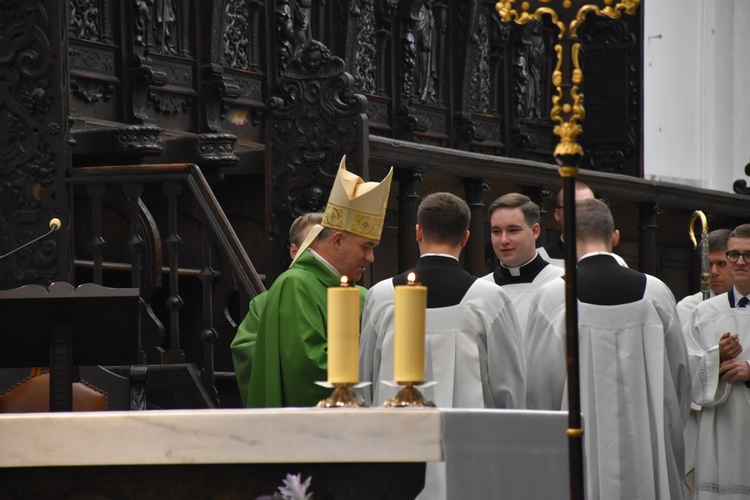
[{"x1": 685, "y1": 223, "x2": 750, "y2": 498}]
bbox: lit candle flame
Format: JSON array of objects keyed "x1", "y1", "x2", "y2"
[
  {"x1": 340, "y1": 276, "x2": 349, "y2": 287},
  {"x1": 407, "y1": 272, "x2": 416, "y2": 285}
]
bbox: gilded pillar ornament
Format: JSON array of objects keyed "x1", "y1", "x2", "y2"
[
  {"x1": 494, "y1": 2, "x2": 641, "y2": 499},
  {"x1": 495, "y1": 0, "x2": 639, "y2": 173}
]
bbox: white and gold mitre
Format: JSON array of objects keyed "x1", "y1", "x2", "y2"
[
  {"x1": 322, "y1": 156, "x2": 393, "y2": 239},
  {"x1": 293, "y1": 156, "x2": 393, "y2": 262}
]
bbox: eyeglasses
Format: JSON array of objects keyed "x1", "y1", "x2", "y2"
[{"x1": 726, "y1": 251, "x2": 750, "y2": 263}]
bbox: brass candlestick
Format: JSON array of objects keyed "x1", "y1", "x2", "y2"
[
  {"x1": 382, "y1": 381, "x2": 435, "y2": 408},
  {"x1": 315, "y1": 383, "x2": 369, "y2": 408}
]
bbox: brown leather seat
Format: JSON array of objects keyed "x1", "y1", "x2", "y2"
[{"x1": 0, "y1": 367, "x2": 123, "y2": 412}]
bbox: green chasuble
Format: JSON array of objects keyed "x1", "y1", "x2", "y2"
[
  {"x1": 246, "y1": 250, "x2": 366, "y2": 408},
  {"x1": 230, "y1": 291, "x2": 268, "y2": 406}
]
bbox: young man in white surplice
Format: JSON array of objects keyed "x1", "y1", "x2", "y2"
[{"x1": 360, "y1": 192, "x2": 525, "y2": 500}]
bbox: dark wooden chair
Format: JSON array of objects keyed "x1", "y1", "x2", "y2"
[{"x1": 0, "y1": 282, "x2": 143, "y2": 412}]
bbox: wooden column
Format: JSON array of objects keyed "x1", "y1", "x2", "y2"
[
  {"x1": 638, "y1": 202, "x2": 662, "y2": 275},
  {"x1": 395, "y1": 168, "x2": 423, "y2": 273},
  {"x1": 463, "y1": 178, "x2": 490, "y2": 276},
  {"x1": 525, "y1": 186, "x2": 553, "y2": 247}
]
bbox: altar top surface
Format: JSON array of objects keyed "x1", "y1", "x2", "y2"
[{"x1": 0, "y1": 408, "x2": 443, "y2": 468}]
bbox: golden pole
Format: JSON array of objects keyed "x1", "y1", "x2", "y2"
[{"x1": 494, "y1": 2, "x2": 641, "y2": 499}]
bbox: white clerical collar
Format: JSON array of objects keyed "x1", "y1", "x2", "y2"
[
  {"x1": 578, "y1": 251, "x2": 615, "y2": 262},
  {"x1": 308, "y1": 249, "x2": 341, "y2": 277},
  {"x1": 421, "y1": 253, "x2": 459, "y2": 261},
  {"x1": 500, "y1": 252, "x2": 538, "y2": 277}
]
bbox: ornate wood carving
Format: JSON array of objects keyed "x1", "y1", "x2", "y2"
[
  {"x1": 274, "y1": 0, "x2": 313, "y2": 80},
  {"x1": 577, "y1": 12, "x2": 640, "y2": 176},
  {"x1": 395, "y1": 0, "x2": 449, "y2": 145},
  {"x1": 508, "y1": 20, "x2": 556, "y2": 163},
  {"x1": 0, "y1": 1, "x2": 71, "y2": 289},
  {"x1": 201, "y1": 0, "x2": 264, "y2": 138},
  {"x1": 127, "y1": 0, "x2": 196, "y2": 128},
  {"x1": 453, "y1": 0, "x2": 508, "y2": 154},
  {"x1": 71, "y1": 126, "x2": 163, "y2": 166},
  {"x1": 265, "y1": 40, "x2": 369, "y2": 282},
  {"x1": 68, "y1": 1, "x2": 117, "y2": 120}
]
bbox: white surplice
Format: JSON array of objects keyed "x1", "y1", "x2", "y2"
[
  {"x1": 677, "y1": 290, "x2": 712, "y2": 499},
  {"x1": 482, "y1": 263, "x2": 564, "y2": 335},
  {"x1": 525, "y1": 276, "x2": 690, "y2": 500},
  {"x1": 685, "y1": 294, "x2": 750, "y2": 499},
  {"x1": 360, "y1": 277, "x2": 526, "y2": 500},
  {"x1": 360, "y1": 278, "x2": 525, "y2": 409},
  {"x1": 677, "y1": 291, "x2": 713, "y2": 327}
]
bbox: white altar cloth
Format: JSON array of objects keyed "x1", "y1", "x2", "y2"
[{"x1": 443, "y1": 409, "x2": 569, "y2": 499}]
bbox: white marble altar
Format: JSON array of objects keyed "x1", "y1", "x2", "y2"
[{"x1": 0, "y1": 407, "x2": 443, "y2": 467}]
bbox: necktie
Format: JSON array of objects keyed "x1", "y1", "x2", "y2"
[{"x1": 738, "y1": 297, "x2": 749, "y2": 308}]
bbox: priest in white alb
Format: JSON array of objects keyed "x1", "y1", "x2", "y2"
[
  {"x1": 525, "y1": 198, "x2": 690, "y2": 500},
  {"x1": 360, "y1": 192, "x2": 525, "y2": 500}
]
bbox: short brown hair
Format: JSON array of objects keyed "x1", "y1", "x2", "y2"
[
  {"x1": 708, "y1": 228, "x2": 732, "y2": 251},
  {"x1": 487, "y1": 193, "x2": 540, "y2": 227},
  {"x1": 556, "y1": 182, "x2": 594, "y2": 207},
  {"x1": 575, "y1": 198, "x2": 613, "y2": 244},
  {"x1": 729, "y1": 224, "x2": 750, "y2": 242},
  {"x1": 289, "y1": 212, "x2": 324, "y2": 246},
  {"x1": 418, "y1": 193, "x2": 470, "y2": 245}
]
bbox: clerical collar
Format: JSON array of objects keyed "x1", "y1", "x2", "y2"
[
  {"x1": 579, "y1": 251, "x2": 615, "y2": 262},
  {"x1": 493, "y1": 253, "x2": 549, "y2": 285},
  {"x1": 500, "y1": 253, "x2": 538, "y2": 277},
  {"x1": 308, "y1": 249, "x2": 341, "y2": 277},
  {"x1": 421, "y1": 253, "x2": 459, "y2": 261}
]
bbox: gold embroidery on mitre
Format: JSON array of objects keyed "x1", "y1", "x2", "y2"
[
  {"x1": 323, "y1": 205, "x2": 345, "y2": 229},
  {"x1": 350, "y1": 213, "x2": 382, "y2": 238}
]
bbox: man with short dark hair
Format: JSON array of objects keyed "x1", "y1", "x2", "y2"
[
  {"x1": 360, "y1": 192, "x2": 525, "y2": 500},
  {"x1": 483, "y1": 193, "x2": 563, "y2": 333},
  {"x1": 686, "y1": 223, "x2": 750, "y2": 498},
  {"x1": 361, "y1": 192, "x2": 525, "y2": 409},
  {"x1": 538, "y1": 182, "x2": 628, "y2": 268},
  {"x1": 676, "y1": 229, "x2": 732, "y2": 498},
  {"x1": 677, "y1": 228, "x2": 734, "y2": 325},
  {"x1": 525, "y1": 198, "x2": 690, "y2": 499},
  {"x1": 538, "y1": 182, "x2": 595, "y2": 267}
]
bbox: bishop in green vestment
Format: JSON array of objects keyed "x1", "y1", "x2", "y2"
[{"x1": 246, "y1": 157, "x2": 393, "y2": 407}]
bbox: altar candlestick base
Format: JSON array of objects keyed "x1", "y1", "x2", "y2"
[
  {"x1": 316, "y1": 384, "x2": 369, "y2": 408},
  {"x1": 382, "y1": 383, "x2": 435, "y2": 408}
]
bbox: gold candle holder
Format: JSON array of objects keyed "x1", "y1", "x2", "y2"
[
  {"x1": 382, "y1": 382, "x2": 435, "y2": 408},
  {"x1": 315, "y1": 383, "x2": 370, "y2": 408}
]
